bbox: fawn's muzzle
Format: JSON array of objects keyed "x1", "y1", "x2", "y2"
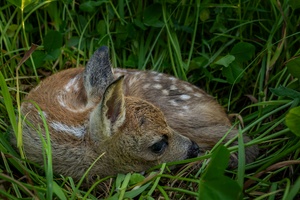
[{"x1": 187, "y1": 141, "x2": 200, "y2": 158}]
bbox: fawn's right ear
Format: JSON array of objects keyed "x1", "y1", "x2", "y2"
[{"x1": 89, "y1": 76, "x2": 126, "y2": 142}]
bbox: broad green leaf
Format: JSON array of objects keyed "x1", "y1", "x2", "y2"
[
  {"x1": 115, "y1": 24, "x2": 129, "y2": 41},
  {"x1": 53, "y1": 181, "x2": 67, "y2": 200},
  {"x1": 44, "y1": 30, "x2": 63, "y2": 53},
  {"x1": 289, "y1": 0, "x2": 300, "y2": 10},
  {"x1": 134, "y1": 19, "x2": 147, "y2": 30},
  {"x1": 124, "y1": 54, "x2": 138, "y2": 67},
  {"x1": 66, "y1": 37, "x2": 80, "y2": 47},
  {"x1": 25, "y1": 22, "x2": 34, "y2": 33},
  {"x1": 7, "y1": 0, "x2": 36, "y2": 10},
  {"x1": 143, "y1": 4, "x2": 163, "y2": 27},
  {"x1": 124, "y1": 182, "x2": 152, "y2": 199},
  {"x1": 286, "y1": 106, "x2": 300, "y2": 136},
  {"x1": 210, "y1": 13, "x2": 227, "y2": 33},
  {"x1": 106, "y1": 195, "x2": 118, "y2": 200},
  {"x1": 7, "y1": 0, "x2": 21, "y2": 8},
  {"x1": 129, "y1": 173, "x2": 145, "y2": 186},
  {"x1": 79, "y1": 1, "x2": 106, "y2": 13},
  {"x1": 44, "y1": 49, "x2": 61, "y2": 61},
  {"x1": 189, "y1": 56, "x2": 209, "y2": 71},
  {"x1": 200, "y1": 9, "x2": 210, "y2": 22},
  {"x1": 286, "y1": 175, "x2": 300, "y2": 200},
  {"x1": 96, "y1": 20, "x2": 107, "y2": 36},
  {"x1": 126, "y1": 23, "x2": 137, "y2": 39},
  {"x1": 78, "y1": 15, "x2": 88, "y2": 32},
  {"x1": 230, "y1": 42, "x2": 255, "y2": 63},
  {"x1": 107, "y1": 182, "x2": 151, "y2": 200},
  {"x1": 199, "y1": 145, "x2": 242, "y2": 200},
  {"x1": 199, "y1": 177, "x2": 242, "y2": 200},
  {"x1": 270, "y1": 86, "x2": 300, "y2": 99},
  {"x1": 287, "y1": 57, "x2": 300, "y2": 79},
  {"x1": 215, "y1": 54, "x2": 235, "y2": 67},
  {"x1": 6, "y1": 24, "x2": 18, "y2": 37},
  {"x1": 43, "y1": 30, "x2": 63, "y2": 60},
  {"x1": 7, "y1": 0, "x2": 39, "y2": 13},
  {"x1": 25, "y1": 50, "x2": 46, "y2": 68},
  {"x1": 115, "y1": 173, "x2": 126, "y2": 189},
  {"x1": 222, "y1": 61, "x2": 244, "y2": 84},
  {"x1": 203, "y1": 145, "x2": 230, "y2": 178}
]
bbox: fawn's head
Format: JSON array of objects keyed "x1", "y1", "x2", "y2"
[{"x1": 85, "y1": 47, "x2": 200, "y2": 174}]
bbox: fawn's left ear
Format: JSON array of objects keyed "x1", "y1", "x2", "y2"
[
  {"x1": 83, "y1": 46, "x2": 114, "y2": 100},
  {"x1": 89, "y1": 76, "x2": 126, "y2": 142}
]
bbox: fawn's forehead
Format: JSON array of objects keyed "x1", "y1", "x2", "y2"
[
  {"x1": 125, "y1": 97, "x2": 165, "y2": 118},
  {"x1": 124, "y1": 98, "x2": 169, "y2": 129}
]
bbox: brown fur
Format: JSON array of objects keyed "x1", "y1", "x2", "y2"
[{"x1": 11, "y1": 47, "x2": 258, "y2": 183}]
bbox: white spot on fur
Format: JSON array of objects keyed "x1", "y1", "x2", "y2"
[
  {"x1": 129, "y1": 76, "x2": 139, "y2": 86},
  {"x1": 153, "y1": 84, "x2": 162, "y2": 89},
  {"x1": 170, "y1": 85, "x2": 178, "y2": 90},
  {"x1": 50, "y1": 122, "x2": 85, "y2": 137},
  {"x1": 169, "y1": 99, "x2": 179, "y2": 107},
  {"x1": 183, "y1": 84, "x2": 194, "y2": 92},
  {"x1": 162, "y1": 89, "x2": 169, "y2": 95},
  {"x1": 133, "y1": 71, "x2": 141, "y2": 76},
  {"x1": 57, "y1": 93, "x2": 92, "y2": 113},
  {"x1": 33, "y1": 85, "x2": 40, "y2": 91},
  {"x1": 178, "y1": 112, "x2": 185, "y2": 117},
  {"x1": 143, "y1": 83, "x2": 150, "y2": 90},
  {"x1": 194, "y1": 93, "x2": 203, "y2": 98},
  {"x1": 153, "y1": 76, "x2": 161, "y2": 82},
  {"x1": 114, "y1": 68, "x2": 127, "y2": 73},
  {"x1": 57, "y1": 94, "x2": 67, "y2": 108},
  {"x1": 182, "y1": 105, "x2": 189, "y2": 110},
  {"x1": 180, "y1": 94, "x2": 191, "y2": 100},
  {"x1": 65, "y1": 76, "x2": 79, "y2": 92},
  {"x1": 114, "y1": 72, "x2": 122, "y2": 77},
  {"x1": 168, "y1": 76, "x2": 176, "y2": 82}
]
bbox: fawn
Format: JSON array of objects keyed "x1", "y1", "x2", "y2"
[{"x1": 13, "y1": 46, "x2": 258, "y2": 182}]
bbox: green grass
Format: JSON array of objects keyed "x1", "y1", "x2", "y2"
[{"x1": 1, "y1": 0, "x2": 300, "y2": 199}]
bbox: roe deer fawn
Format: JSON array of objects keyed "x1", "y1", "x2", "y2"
[{"x1": 13, "y1": 46, "x2": 258, "y2": 182}]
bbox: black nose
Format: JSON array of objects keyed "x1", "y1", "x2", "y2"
[{"x1": 187, "y1": 141, "x2": 200, "y2": 158}]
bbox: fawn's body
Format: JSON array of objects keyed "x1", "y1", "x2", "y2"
[{"x1": 15, "y1": 47, "x2": 258, "y2": 182}]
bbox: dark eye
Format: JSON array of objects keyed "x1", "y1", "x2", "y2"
[{"x1": 150, "y1": 135, "x2": 168, "y2": 154}]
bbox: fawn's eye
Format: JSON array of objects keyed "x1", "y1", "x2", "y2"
[{"x1": 149, "y1": 135, "x2": 168, "y2": 154}]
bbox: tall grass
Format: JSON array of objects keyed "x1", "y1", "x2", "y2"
[{"x1": 1, "y1": 0, "x2": 300, "y2": 199}]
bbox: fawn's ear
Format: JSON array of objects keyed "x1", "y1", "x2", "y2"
[
  {"x1": 83, "y1": 46, "x2": 114, "y2": 100},
  {"x1": 89, "y1": 76, "x2": 126, "y2": 142}
]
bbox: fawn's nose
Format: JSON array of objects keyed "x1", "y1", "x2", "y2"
[{"x1": 187, "y1": 141, "x2": 200, "y2": 158}]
